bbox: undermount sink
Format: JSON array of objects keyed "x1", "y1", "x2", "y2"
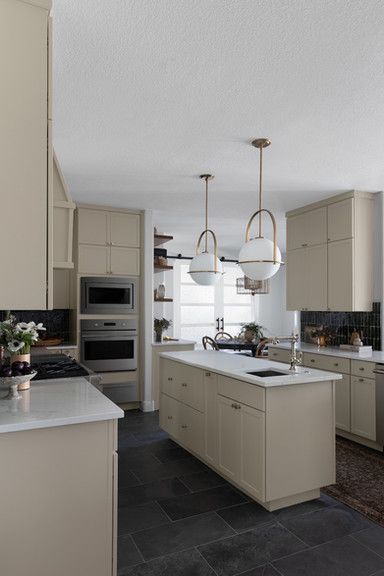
[{"x1": 246, "y1": 369, "x2": 291, "y2": 378}]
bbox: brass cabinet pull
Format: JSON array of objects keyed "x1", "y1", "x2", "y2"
[
  {"x1": 167, "y1": 377, "x2": 173, "y2": 381},
  {"x1": 359, "y1": 367, "x2": 365, "y2": 371},
  {"x1": 334, "y1": 363, "x2": 339, "y2": 367},
  {"x1": 167, "y1": 415, "x2": 173, "y2": 420},
  {"x1": 359, "y1": 378, "x2": 364, "y2": 382},
  {"x1": 181, "y1": 424, "x2": 187, "y2": 429},
  {"x1": 231, "y1": 403, "x2": 241, "y2": 410},
  {"x1": 181, "y1": 383, "x2": 187, "y2": 387},
  {"x1": 205, "y1": 372, "x2": 211, "y2": 377},
  {"x1": 310, "y1": 359, "x2": 315, "y2": 363}
]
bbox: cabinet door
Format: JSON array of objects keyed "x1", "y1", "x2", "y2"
[
  {"x1": 328, "y1": 198, "x2": 354, "y2": 242},
  {"x1": 286, "y1": 248, "x2": 308, "y2": 310},
  {"x1": 0, "y1": 0, "x2": 49, "y2": 309},
  {"x1": 176, "y1": 365, "x2": 205, "y2": 412},
  {"x1": 328, "y1": 239, "x2": 353, "y2": 311},
  {"x1": 351, "y1": 377, "x2": 376, "y2": 440},
  {"x1": 110, "y1": 247, "x2": 140, "y2": 276},
  {"x1": 110, "y1": 212, "x2": 140, "y2": 248},
  {"x1": 78, "y1": 209, "x2": 108, "y2": 246},
  {"x1": 287, "y1": 208, "x2": 326, "y2": 250},
  {"x1": 217, "y1": 396, "x2": 241, "y2": 481},
  {"x1": 335, "y1": 374, "x2": 351, "y2": 432},
  {"x1": 204, "y1": 371, "x2": 218, "y2": 465},
  {"x1": 240, "y1": 404, "x2": 265, "y2": 500},
  {"x1": 159, "y1": 393, "x2": 180, "y2": 438},
  {"x1": 179, "y1": 403, "x2": 205, "y2": 455},
  {"x1": 287, "y1": 213, "x2": 308, "y2": 251},
  {"x1": 307, "y1": 244, "x2": 327, "y2": 311},
  {"x1": 78, "y1": 245, "x2": 109, "y2": 275}
]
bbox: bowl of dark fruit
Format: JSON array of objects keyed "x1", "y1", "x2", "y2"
[{"x1": 0, "y1": 361, "x2": 37, "y2": 399}]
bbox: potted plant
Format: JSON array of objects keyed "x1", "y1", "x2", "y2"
[
  {"x1": 154, "y1": 317, "x2": 172, "y2": 343},
  {"x1": 240, "y1": 322, "x2": 264, "y2": 343}
]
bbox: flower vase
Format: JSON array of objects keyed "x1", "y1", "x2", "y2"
[
  {"x1": 155, "y1": 332, "x2": 162, "y2": 343},
  {"x1": 11, "y1": 353, "x2": 31, "y2": 390}
]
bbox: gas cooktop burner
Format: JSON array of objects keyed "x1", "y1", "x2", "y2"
[{"x1": 32, "y1": 355, "x2": 89, "y2": 381}]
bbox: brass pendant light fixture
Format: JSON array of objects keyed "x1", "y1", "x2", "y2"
[
  {"x1": 189, "y1": 174, "x2": 223, "y2": 285},
  {"x1": 238, "y1": 138, "x2": 283, "y2": 280}
]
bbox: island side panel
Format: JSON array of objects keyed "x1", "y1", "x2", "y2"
[
  {"x1": 0, "y1": 419, "x2": 117, "y2": 576},
  {"x1": 265, "y1": 381, "x2": 335, "y2": 503}
]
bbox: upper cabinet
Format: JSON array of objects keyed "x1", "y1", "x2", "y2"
[
  {"x1": 53, "y1": 152, "x2": 75, "y2": 269},
  {"x1": 0, "y1": 0, "x2": 52, "y2": 309},
  {"x1": 286, "y1": 192, "x2": 374, "y2": 312},
  {"x1": 76, "y1": 207, "x2": 141, "y2": 276}
]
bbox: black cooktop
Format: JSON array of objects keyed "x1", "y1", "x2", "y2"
[{"x1": 32, "y1": 355, "x2": 89, "y2": 381}]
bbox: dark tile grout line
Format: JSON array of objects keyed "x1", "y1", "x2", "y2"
[
  {"x1": 350, "y1": 529, "x2": 384, "y2": 562},
  {"x1": 195, "y1": 546, "x2": 221, "y2": 576}
]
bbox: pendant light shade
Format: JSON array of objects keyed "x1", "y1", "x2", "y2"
[
  {"x1": 238, "y1": 139, "x2": 283, "y2": 281},
  {"x1": 189, "y1": 175, "x2": 223, "y2": 286}
]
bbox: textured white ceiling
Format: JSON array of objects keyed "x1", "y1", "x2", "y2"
[{"x1": 53, "y1": 0, "x2": 384, "y2": 257}]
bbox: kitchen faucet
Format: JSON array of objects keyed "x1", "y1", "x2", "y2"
[{"x1": 271, "y1": 332, "x2": 302, "y2": 372}]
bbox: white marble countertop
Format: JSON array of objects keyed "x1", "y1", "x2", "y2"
[
  {"x1": 152, "y1": 339, "x2": 196, "y2": 347},
  {"x1": 0, "y1": 377, "x2": 124, "y2": 434},
  {"x1": 270, "y1": 342, "x2": 384, "y2": 363},
  {"x1": 159, "y1": 350, "x2": 342, "y2": 387}
]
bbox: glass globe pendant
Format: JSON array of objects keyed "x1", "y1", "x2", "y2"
[
  {"x1": 238, "y1": 139, "x2": 283, "y2": 281},
  {"x1": 189, "y1": 174, "x2": 223, "y2": 286}
]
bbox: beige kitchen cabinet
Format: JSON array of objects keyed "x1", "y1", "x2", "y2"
[
  {"x1": 217, "y1": 394, "x2": 241, "y2": 481},
  {"x1": 53, "y1": 151, "x2": 75, "y2": 269},
  {"x1": 287, "y1": 207, "x2": 327, "y2": 251},
  {"x1": 335, "y1": 374, "x2": 351, "y2": 432},
  {"x1": 351, "y1": 376, "x2": 376, "y2": 441},
  {"x1": 286, "y1": 191, "x2": 374, "y2": 312},
  {"x1": 160, "y1": 358, "x2": 205, "y2": 411},
  {"x1": 268, "y1": 347, "x2": 291, "y2": 363},
  {"x1": 0, "y1": 419, "x2": 117, "y2": 576},
  {"x1": 0, "y1": 0, "x2": 52, "y2": 309},
  {"x1": 204, "y1": 371, "x2": 219, "y2": 465},
  {"x1": 152, "y1": 342, "x2": 196, "y2": 409},
  {"x1": 76, "y1": 207, "x2": 141, "y2": 276},
  {"x1": 286, "y1": 245, "x2": 327, "y2": 311},
  {"x1": 159, "y1": 393, "x2": 204, "y2": 454},
  {"x1": 159, "y1": 392, "x2": 180, "y2": 437},
  {"x1": 327, "y1": 198, "x2": 353, "y2": 242}
]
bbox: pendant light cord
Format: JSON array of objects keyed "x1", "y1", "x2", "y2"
[{"x1": 205, "y1": 176, "x2": 209, "y2": 252}]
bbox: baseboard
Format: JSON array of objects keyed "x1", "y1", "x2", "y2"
[{"x1": 336, "y1": 429, "x2": 384, "y2": 452}]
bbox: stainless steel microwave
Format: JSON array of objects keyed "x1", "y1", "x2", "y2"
[{"x1": 81, "y1": 277, "x2": 137, "y2": 315}]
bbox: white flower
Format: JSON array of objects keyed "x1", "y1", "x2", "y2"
[
  {"x1": 8, "y1": 340, "x2": 24, "y2": 353},
  {"x1": 28, "y1": 321, "x2": 46, "y2": 331},
  {"x1": 15, "y1": 322, "x2": 33, "y2": 334}
]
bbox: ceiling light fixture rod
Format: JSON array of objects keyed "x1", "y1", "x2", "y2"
[
  {"x1": 251, "y1": 138, "x2": 271, "y2": 238},
  {"x1": 200, "y1": 174, "x2": 213, "y2": 252}
]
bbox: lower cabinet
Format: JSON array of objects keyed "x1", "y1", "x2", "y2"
[
  {"x1": 217, "y1": 395, "x2": 265, "y2": 500},
  {"x1": 351, "y1": 376, "x2": 376, "y2": 440},
  {"x1": 159, "y1": 392, "x2": 204, "y2": 454}
]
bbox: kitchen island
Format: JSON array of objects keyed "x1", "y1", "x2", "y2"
[
  {"x1": 0, "y1": 377, "x2": 123, "y2": 576},
  {"x1": 159, "y1": 350, "x2": 342, "y2": 511}
]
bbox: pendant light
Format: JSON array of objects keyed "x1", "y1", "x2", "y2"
[
  {"x1": 189, "y1": 174, "x2": 223, "y2": 285},
  {"x1": 238, "y1": 138, "x2": 283, "y2": 280}
]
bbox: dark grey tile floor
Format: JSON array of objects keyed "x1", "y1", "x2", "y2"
[{"x1": 118, "y1": 410, "x2": 384, "y2": 576}]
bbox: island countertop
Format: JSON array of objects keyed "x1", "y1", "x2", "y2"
[
  {"x1": 0, "y1": 377, "x2": 124, "y2": 434},
  {"x1": 159, "y1": 349, "x2": 342, "y2": 387}
]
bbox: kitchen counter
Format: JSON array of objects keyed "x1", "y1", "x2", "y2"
[
  {"x1": 152, "y1": 339, "x2": 195, "y2": 347},
  {"x1": 159, "y1": 349, "x2": 342, "y2": 387},
  {"x1": 0, "y1": 377, "x2": 123, "y2": 434},
  {"x1": 269, "y1": 341, "x2": 384, "y2": 362}
]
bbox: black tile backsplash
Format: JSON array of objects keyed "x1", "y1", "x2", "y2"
[
  {"x1": 0, "y1": 310, "x2": 71, "y2": 343},
  {"x1": 301, "y1": 302, "x2": 381, "y2": 350}
]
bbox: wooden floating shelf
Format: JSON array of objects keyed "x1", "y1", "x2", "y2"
[
  {"x1": 154, "y1": 264, "x2": 173, "y2": 272},
  {"x1": 154, "y1": 297, "x2": 173, "y2": 302},
  {"x1": 154, "y1": 234, "x2": 173, "y2": 246}
]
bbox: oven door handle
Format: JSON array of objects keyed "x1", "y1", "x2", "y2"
[{"x1": 81, "y1": 332, "x2": 137, "y2": 340}]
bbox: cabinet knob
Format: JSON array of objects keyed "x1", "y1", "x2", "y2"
[
  {"x1": 167, "y1": 415, "x2": 173, "y2": 420},
  {"x1": 302, "y1": 243, "x2": 308, "y2": 247},
  {"x1": 359, "y1": 378, "x2": 364, "y2": 382},
  {"x1": 181, "y1": 383, "x2": 187, "y2": 387},
  {"x1": 359, "y1": 367, "x2": 365, "y2": 371},
  {"x1": 310, "y1": 359, "x2": 315, "y2": 363},
  {"x1": 167, "y1": 377, "x2": 173, "y2": 381},
  {"x1": 205, "y1": 372, "x2": 211, "y2": 377},
  {"x1": 111, "y1": 242, "x2": 116, "y2": 245},
  {"x1": 181, "y1": 424, "x2": 187, "y2": 429},
  {"x1": 231, "y1": 403, "x2": 237, "y2": 409},
  {"x1": 334, "y1": 363, "x2": 339, "y2": 367}
]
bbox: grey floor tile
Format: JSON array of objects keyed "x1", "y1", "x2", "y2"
[
  {"x1": 155, "y1": 445, "x2": 192, "y2": 463},
  {"x1": 280, "y1": 504, "x2": 374, "y2": 546},
  {"x1": 119, "y1": 477, "x2": 190, "y2": 506},
  {"x1": 118, "y1": 468, "x2": 142, "y2": 488},
  {"x1": 352, "y1": 525, "x2": 384, "y2": 558},
  {"x1": 272, "y1": 535, "x2": 384, "y2": 576},
  {"x1": 132, "y1": 456, "x2": 209, "y2": 483},
  {"x1": 132, "y1": 429, "x2": 170, "y2": 443},
  {"x1": 132, "y1": 512, "x2": 234, "y2": 560},
  {"x1": 198, "y1": 523, "x2": 307, "y2": 576},
  {"x1": 119, "y1": 501, "x2": 171, "y2": 535},
  {"x1": 272, "y1": 493, "x2": 337, "y2": 520},
  {"x1": 118, "y1": 548, "x2": 216, "y2": 575},
  {"x1": 179, "y1": 470, "x2": 228, "y2": 492},
  {"x1": 159, "y1": 485, "x2": 247, "y2": 520},
  {"x1": 217, "y1": 502, "x2": 276, "y2": 532},
  {"x1": 238, "y1": 565, "x2": 281, "y2": 576},
  {"x1": 118, "y1": 534, "x2": 143, "y2": 572}
]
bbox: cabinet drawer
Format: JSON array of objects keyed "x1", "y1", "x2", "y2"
[
  {"x1": 303, "y1": 353, "x2": 350, "y2": 374},
  {"x1": 268, "y1": 348, "x2": 291, "y2": 363},
  {"x1": 161, "y1": 360, "x2": 204, "y2": 412},
  {"x1": 159, "y1": 393, "x2": 181, "y2": 437},
  {"x1": 218, "y1": 375, "x2": 265, "y2": 411},
  {"x1": 178, "y1": 403, "x2": 205, "y2": 455},
  {"x1": 351, "y1": 360, "x2": 375, "y2": 380}
]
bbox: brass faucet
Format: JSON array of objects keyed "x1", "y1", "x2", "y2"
[{"x1": 271, "y1": 332, "x2": 302, "y2": 372}]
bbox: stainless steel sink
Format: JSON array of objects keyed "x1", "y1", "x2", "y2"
[{"x1": 246, "y1": 369, "x2": 290, "y2": 378}]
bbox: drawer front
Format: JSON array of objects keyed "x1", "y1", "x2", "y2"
[
  {"x1": 178, "y1": 403, "x2": 205, "y2": 455},
  {"x1": 160, "y1": 359, "x2": 178, "y2": 398},
  {"x1": 159, "y1": 393, "x2": 181, "y2": 437},
  {"x1": 303, "y1": 353, "x2": 350, "y2": 374},
  {"x1": 351, "y1": 359, "x2": 375, "y2": 380},
  {"x1": 268, "y1": 348, "x2": 291, "y2": 363},
  {"x1": 176, "y1": 365, "x2": 205, "y2": 412},
  {"x1": 218, "y1": 375, "x2": 265, "y2": 412}
]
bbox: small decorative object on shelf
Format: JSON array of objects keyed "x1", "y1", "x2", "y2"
[
  {"x1": 0, "y1": 315, "x2": 46, "y2": 390},
  {"x1": 239, "y1": 322, "x2": 264, "y2": 343},
  {"x1": 310, "y1": 325, "x2": 334, "y2": 348},
  {"x1": 154, "y1": 317, "x2": 172, "y2": 343},
  {"x1": 157, "y1": 284, "x2": 166, "y2": 300}
]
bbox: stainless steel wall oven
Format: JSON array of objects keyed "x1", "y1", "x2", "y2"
[{"x1": 80, "y1": 319, "x2": 137, "y2": 372}]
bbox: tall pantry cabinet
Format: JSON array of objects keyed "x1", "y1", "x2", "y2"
[{"x1": 0, "y1": 0, "x2": 53, "y2": 309}]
